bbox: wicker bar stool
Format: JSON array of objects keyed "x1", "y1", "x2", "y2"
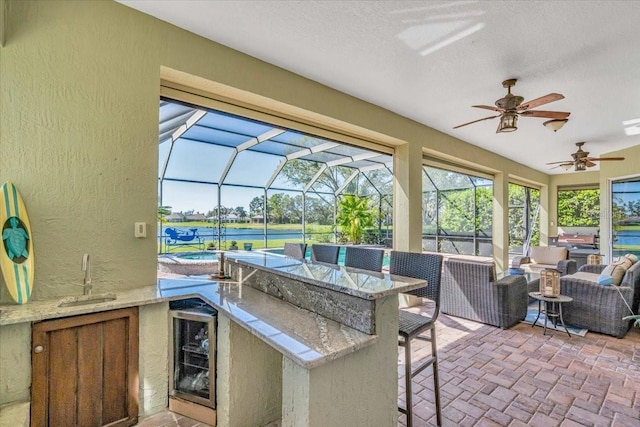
[
  {"x1": 390, "y1": 251, "x2": 443, "y2": 427},
  {"x1": 344, "y1": 246, "x2": 384, "y2": 272},
  {"x1": 310, "y1": 244, "x2": 340, "y2": 265}
]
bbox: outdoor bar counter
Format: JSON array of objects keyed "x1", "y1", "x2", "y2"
[
  {"x1": 220, "y1": 250, "x2": 426, "y2": 427},
  {"x1": 0, "y1": 251, "x2": 425, "y2": 427}
]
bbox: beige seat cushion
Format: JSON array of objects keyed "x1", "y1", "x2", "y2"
[{"x1": 529, "y1": 246, "x2": 567, "y2": 265}]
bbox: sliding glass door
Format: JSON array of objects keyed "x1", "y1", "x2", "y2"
[{"x1": 611, "y1": 176, "x2": 640, "y2": 258}]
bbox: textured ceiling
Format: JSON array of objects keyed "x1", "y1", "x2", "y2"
[{"x1": 118, "y1": 0, "x2": 640, "y2": 174}]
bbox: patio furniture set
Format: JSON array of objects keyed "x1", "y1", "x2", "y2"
[{"x1": 441, "y1": 246, "x2": 640, "y2": 339}]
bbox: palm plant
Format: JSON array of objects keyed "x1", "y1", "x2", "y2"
[
  {"x1": 335, "y1": 195, "x2": 375, "y2": 244},
  {"x1": 158, "y1": 205, "x2": 172, "y2": 223}
]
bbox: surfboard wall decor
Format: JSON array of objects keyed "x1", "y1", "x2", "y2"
[{"x1": 1, "y1": 181, "x2": 35, "y2": 304}]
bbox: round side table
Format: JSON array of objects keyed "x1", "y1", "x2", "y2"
[{"x1": 528, "y1": 292, "x2": 573, "y2": 337}]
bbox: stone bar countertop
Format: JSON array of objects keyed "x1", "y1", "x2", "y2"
[
  {"x1": 225, "y1": 251, "x2": 427, "y2": 334},
  {"x1": 0, "y1": 278, "x2": 375, "y2": 369},
  {"x1": 226, "y1": 251, "x2": 426, "y2": 299}
]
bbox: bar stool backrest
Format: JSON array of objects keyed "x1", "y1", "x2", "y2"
[
  {"x1": 284, "y1": 242, "x2": 307, "y2": 259},
  {"x1": 310, "y1": 244, "x2": 340, "y2": 264},
  {"x1": 344, "y1": 246, "x2": 384, "y2": 272},
  {"x1": 390, "y1": 251, "x2": 443, "y2": 318}
]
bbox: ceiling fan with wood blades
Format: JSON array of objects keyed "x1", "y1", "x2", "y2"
[
  {"x1": 453, "y1": 79, "x2": 570, "y2": 133},
  {"x1": 547, "y1": 142, "x2": 626, "y2": 171}
]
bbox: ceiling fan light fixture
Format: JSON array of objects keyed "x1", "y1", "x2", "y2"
[
  {"x1": 575, "y1": 161, "x2": 586, "y2": 171},
  {"x1": 543, "y1": 119, "x2": 568, "y2": 132},
  {"x1": 560, "y1": 163, "x2": 573, "y2": 171},
  {"x1": 499, "y1": 112, "x2": 518, "y2": 132}
]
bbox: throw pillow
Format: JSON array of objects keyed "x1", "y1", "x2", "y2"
[
  {"x1": 597, "y1": 274, "x2": 613, "y2": 286},
  {"x1": 602, "y1": 259, "x2": 631, "y2": 286},
  {"x1": 508, "y1": 267, "x2": 525, "y2": 275},
  {"x1": 624, "y1": 253, "x2": 639, "y2": 264}
]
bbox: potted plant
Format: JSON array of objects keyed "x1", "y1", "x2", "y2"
[
  {"x1": 206, "y1": 242, "x2": 216, "y2": 251},
  {"x1": 229, "y1": 240, "x2": 238, "y2": 250}
]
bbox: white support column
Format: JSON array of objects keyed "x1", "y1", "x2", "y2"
[
  {"x1": 393, "y1": 142, "x2": 423, "y2": 252},
  {"x1": 281, "y1": 296, "x2": 399, "y2": 427},
  {"x1": 538, "y1": 184, "x2": 550, "y2": 246},
  {"x1": 217, "y1": 314, "x2": 282, "y2": 427},
  {"x1": 493, "y1": 172, "x2": 510, "y2": 274}
]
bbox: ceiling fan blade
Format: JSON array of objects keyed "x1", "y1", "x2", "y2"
[
  {"x1": 585, "y1": 160, "x2": 597, "y2": 168},
  {"x1": 519, "y1": 110, "x2": 571, "y2": 119},
  {"x1": 549, "y1": 163, "x2": 573, "y2": 169},
  {"x1": 472, "y1": 105, "x2": 503, "y2": 112},
  {"x1": 453, "y1": 114, "x2": 500, "y2": 129},
  {"x1": 517, "y1": 93, "x2": 564, "y2": 110},
  {"x1": 546, "y1": 160, "x2": 575, "y2": 165},
  {"x1": 585, "y1": 157, "x2": 626, "y2": 161}
]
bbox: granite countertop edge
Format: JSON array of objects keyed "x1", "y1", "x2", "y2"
[{"x1": 0, "y1": 280, "x2": 377, "y2": 369}]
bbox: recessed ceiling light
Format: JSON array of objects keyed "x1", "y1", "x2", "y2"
[{"x1": 623, "y1": 117, "x2": 640, "y2": 136}]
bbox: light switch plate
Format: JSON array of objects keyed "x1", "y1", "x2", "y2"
[{"x1": 134, "y1": 222, "x2": 146, "y2": 238}]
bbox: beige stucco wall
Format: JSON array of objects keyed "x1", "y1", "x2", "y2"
[{"x1": 0, "y1": 0, "x2": 548, "y2": 306}]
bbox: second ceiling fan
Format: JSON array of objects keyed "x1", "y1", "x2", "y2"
[
  {"x1": 453, "y1": 79, "x2": 571, "y2": 133},
  {"x1": 547, "y1": 142, "x2": 625, "y2": 171}
]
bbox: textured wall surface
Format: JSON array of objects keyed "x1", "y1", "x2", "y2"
[
  {"x1": 0, "y1": 323, "x2": 30, "y2": 405},
  {"x1": 217, "y1": 314, "x2": 282, "y2": 427},
  {"x1": 0, "y1": 0, "x2": 159, "y2": 303},
  {"x1": 138, "y1": 302, "x2": 169, "y2": 418}
]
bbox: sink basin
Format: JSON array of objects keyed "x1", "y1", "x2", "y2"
[{"x1": 58, "y1": 293, "x2": 117, "y2": 308}]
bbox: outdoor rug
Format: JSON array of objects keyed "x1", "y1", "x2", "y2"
[{"x1": 522, "y1": 302, "x2": 588, "y2": 337}]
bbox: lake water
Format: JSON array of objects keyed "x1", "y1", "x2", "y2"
[
  {"x1": 614, "y1": 229, "x2": 640, "y2": 246},
  {"x1": 160, "y1": 226, "x2": 309, "y2": 242}
]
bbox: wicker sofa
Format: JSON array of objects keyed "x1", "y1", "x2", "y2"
[
  {"x1": 511, "y1": 246, "x2": 576, "y2": 275},
  {"x1": 559, "y1": 260, "x2": 640, "y2": 338},
  {"x1": 441, "y1": 258, "x2": 528, "y2": 329}
]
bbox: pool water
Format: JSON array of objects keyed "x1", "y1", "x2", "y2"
[
  {"x1": 175, "y1": 252, "x2": 219, "y2": 260},
  {"x1": 259, "y1": 247, "x2": 391, "y2": 266}
]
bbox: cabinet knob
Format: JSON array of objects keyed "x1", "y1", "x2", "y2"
[{"x1": 34, "y1": 345, "x2": 44, "y2": 353}]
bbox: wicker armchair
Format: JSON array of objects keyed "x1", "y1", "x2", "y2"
[
  {"x1": 559, "y1": 262, "x2": 640, "y2": 338},
  {"x1": 441, "y1": 258, "x2": 528, "y2": 329},
  {"x1": 511, "y1": 246, "x2": 576, "y2": 275}
]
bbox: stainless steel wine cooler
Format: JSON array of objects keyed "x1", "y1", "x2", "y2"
[{"x1": 169, "y1": 299, "x2": 217, "y2": 414}]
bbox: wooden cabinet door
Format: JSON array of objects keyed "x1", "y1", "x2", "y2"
[{"x1": 31, "y1": 307, "x2": 139, "y2": 427}]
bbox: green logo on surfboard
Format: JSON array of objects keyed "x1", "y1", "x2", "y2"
[{"x1": 2, "y1": 216, "x2": 30, "y2": 263}]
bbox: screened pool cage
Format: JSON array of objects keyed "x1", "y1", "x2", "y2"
[
  {"x1": 422, "y1": 166, "x2": 494, "y2": 257},
  {"x1": 158, "y1": 99, "x2": 394, "y2": 253}
]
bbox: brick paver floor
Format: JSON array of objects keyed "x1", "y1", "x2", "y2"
[
  {"x1": 398, "y1": 301, "x2": 640, "y2": 426},
  {"x1": 137, "y1": 297, "x2": 640, "y2": 427}
]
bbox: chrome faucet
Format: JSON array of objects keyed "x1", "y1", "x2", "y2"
[{"x1": 81, "y1": 253, "x2": 92, "y2": 295}]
